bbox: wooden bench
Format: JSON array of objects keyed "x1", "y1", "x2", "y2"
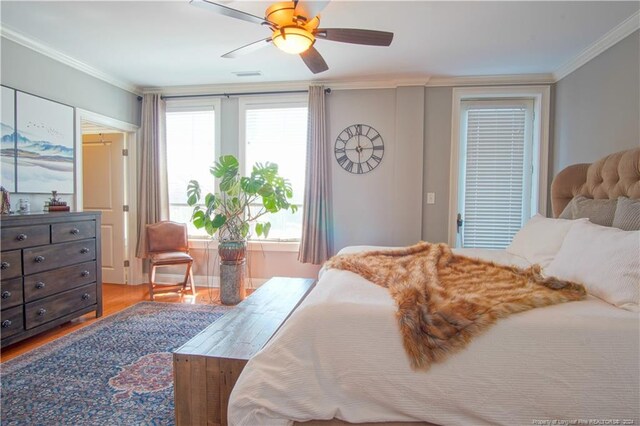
[{"x1": 173, "y1": 277, "x2": 316, "y2": 426}]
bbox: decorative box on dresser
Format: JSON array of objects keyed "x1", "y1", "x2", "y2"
[{"x1": 1, "y1": 212, "x2": 102, "y2": 347}]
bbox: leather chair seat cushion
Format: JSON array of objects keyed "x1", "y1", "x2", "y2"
[{"x1": 149, "y1": 251, "x2": 193, "y2": 265}]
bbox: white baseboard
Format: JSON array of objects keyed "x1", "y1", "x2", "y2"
[{"x1": 153, "y1": 273, "x2": 268, "y2": 290}]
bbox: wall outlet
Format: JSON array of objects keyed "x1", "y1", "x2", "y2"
[{"x1": 426, "y1": 192, "x2": 436, "y2": 204}]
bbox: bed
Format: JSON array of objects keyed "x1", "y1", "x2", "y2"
[{"x1": 227, "y1": 148, "x2": 640, "y2": 426}]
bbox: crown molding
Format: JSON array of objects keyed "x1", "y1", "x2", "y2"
[
  {"x1": 1, "y1": 26, "x2": 142, "y2": 95},
  {"x1": 148, "y1": 77, "x2": 432, "y2": 96},
  {"x1": 553, "y1": 10, "x2": 640, "y2": 82},
  {"x1": 426, "y1": 74, "x2": 554, "y2": 87}
]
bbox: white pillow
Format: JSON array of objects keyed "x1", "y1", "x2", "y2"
[
  {"x1": 506, "y1": 214, "x2": 587, "y2": 268},
  {"x1": 544, "y1": 221, "x2": 639, "y2": 311}
]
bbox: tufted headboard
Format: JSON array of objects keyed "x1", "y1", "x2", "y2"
[{"x1": 551, "y1": 148, "x2": 640, "y2": 217}]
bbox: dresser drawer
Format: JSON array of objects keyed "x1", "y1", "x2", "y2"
[
  {"x1": 1, "y1": 277, "x2": 23, "y2": 310},
  {"x1": 24, "y1": 261, "x2": 96, "y2": 302},
  {"x1": 1, "y1": 305, "x2": 24, "y2": 338},
  {"x1": 25, "y1": 283, "x2": 96, "y2": 329},
  {"x1": 1, "y1": 224, "x2": 50, "y2": 250},
  {"x1": 23, "y1": 239, "x2": 96, "y2": 275},
  {"x1": 1, "y1": 250, "x2": 22, "y2": 280},
  {"x1": 51, "y1": 220, "x2": 95, "y2": 243}
]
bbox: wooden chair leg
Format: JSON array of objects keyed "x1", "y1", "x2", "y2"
[
  {"x1": 188, "y1": 262, "x2": 196, "y2": 295},
  {"x1": 181, "y1": 262, "x2": 191, "y2": 293},
  {"x1": 149, "y1": 264, "x2": 157, "y2": 301}
]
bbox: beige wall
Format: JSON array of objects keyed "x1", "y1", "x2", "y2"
[
  {"x1": 328, "y1": 87, "x2": 425, "y2": 252},
  {"x1": 552, "y1": 30, "x2": 640, "y2": 174},
  {"x1": 422, "y1": 87, "x2": 453, "y2": 243}
]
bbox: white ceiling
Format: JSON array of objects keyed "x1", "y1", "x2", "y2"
[{"x1": 1, "y1": 1, "x2": 638, "y2": 89}]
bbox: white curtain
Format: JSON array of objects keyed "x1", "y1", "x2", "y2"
[
  {"x1": 298, "y1": 86, "x2": 332, "y2": 264},
  {"x1": 135, "y1": 93, "x2": 169, "y2": 258}
]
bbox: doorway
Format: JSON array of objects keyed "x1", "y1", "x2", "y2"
[{"x1": 81, "y1": 122, "x2": 128, "y2": 284}]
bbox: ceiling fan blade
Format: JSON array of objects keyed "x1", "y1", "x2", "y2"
[
  {"x1": 300, "y1": 46, "x2": 329, "y2": 74},
  {"x1": 190, "y1": 0, "x2": 273, "y2": 26},
  {"x1": 316, "y1": 28, "x2": 394, "y2": 46},
  {"x1": 293, "y1": 0, "x2": 330, "y2": 19},
  {"x1": 222, "y1": 38, "x2": 273, "y2": 58}
]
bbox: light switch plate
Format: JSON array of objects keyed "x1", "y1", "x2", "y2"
[{"x1": 426, "y1": 192, "x2": 436, "y2": 204}]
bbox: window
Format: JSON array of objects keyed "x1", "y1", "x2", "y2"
[
  {"x1": 449, "y1": 86, "x2": 550, "y2": 249},
  {"x1": 240, "y1": 98, "x2": 308, "y2": 241},
  {"x1": 166, "y1": 102, "x2": 219, "y2": 237},
  {"x1": 458, "y1": 100, "x2": 533, "y2": 249}
]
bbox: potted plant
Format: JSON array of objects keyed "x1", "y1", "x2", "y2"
[{"x1": 186, "y1": 155, "x2": 297, "y2": 303}]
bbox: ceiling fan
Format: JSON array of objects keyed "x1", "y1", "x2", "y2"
[{"x1": 190, "y1": 0, "x2": 394, "y2": 74}]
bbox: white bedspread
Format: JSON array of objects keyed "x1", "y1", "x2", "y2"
[{"x1": 228, "y1": 247, "x2": 640, "y2": 426}]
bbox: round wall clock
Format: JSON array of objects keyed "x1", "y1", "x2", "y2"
[{"x1": 334, "y1": 124, "x2": 384, "y2": 174}]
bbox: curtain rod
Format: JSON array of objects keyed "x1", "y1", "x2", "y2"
[{"x1": 159, "y1": 87, "x2": 331, "y2": 100}]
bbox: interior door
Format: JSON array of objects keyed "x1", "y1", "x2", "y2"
[{"x1": 82, "y1": 133, "x2": 126, "y2": 284}]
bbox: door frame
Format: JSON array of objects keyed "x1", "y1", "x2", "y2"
[
  {"x1": 447, "y1": 85, "x2": 550, "y2": 246},
  {"x1": 74, "y1": 108, "x2": 140, "y2": 284}
]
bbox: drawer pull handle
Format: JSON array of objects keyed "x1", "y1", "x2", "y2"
[
  {"x1": 1, "y1": 320, "x2": 12, "y2": 328},
  {"x1": 36, "y1": 282, "x2": 46, "y2": 289},
  {"x1": 34, "y1": 255, "x2": 45, "y2": 263},
  {"x1": 80, "y1": 248, "x2": 90, "y2": 254},
  {"x1": 82, "y1": 293, "x2": 90, "y2": 301},
  {"x1": 81, "y1": 270, "x2": 90, "y2": 277},
  {"x1": 1, "y1": 261, "x2": 10, "y2": 270},
  {"x1": 38, "y1": 308, "x2": 47, "y2": 316},
  {"x1": 16, "y1": 233, "x2": 27, "y2": 241},
  {"x1": 70, "y1": 228, "x2": 80, "y2": 235},
  {"x1": 1, "y1": 291, "x2": 11, "y2": 299}
]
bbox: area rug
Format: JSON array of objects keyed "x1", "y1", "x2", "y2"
[{"x1": 1, "y1": 301, "x2": 231, "y2": 425}]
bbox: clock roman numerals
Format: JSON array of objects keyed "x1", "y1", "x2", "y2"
[{"x1": 334, "y1": 124, "x2": 384, "y2": 174}]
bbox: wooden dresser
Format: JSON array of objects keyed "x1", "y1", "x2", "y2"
[{"x1": 0, "y1": 212, "x2": 102, "y2": 347}]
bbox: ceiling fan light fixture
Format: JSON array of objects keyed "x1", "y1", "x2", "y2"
[{"x1": 272, "y1": 27, "x2": 315, "y2": 54}]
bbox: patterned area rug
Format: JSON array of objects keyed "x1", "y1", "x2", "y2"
[{"x1": 1, "y1": 301, "x2": 231, "y2": 425}]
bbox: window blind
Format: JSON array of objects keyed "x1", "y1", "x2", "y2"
[
  {"x1": 461, "y1": 104, "x2": 531, "y2": 249},
  {"x1": 244, "y1": 106, "x2": 307, "y2": 240},
  {"x1": 166, "y1": 109, "x2": 216, "y2": 237}
]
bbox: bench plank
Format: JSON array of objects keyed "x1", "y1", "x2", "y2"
[{"x1": 174, "y1": 277, "x2": 316, "y2": 426}]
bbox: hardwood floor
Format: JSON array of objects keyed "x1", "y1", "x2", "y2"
[{"x1": 1, "y1": 283, "x2": 244, "y2": 363}]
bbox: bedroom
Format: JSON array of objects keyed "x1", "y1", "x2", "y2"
[{"x1": 0, "y1": 1, "x2": 638, "y2": 425}]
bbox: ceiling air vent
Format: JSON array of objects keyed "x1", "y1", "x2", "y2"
[{"x1": 233, "y1": 71, "x2": 262, "y2": 77}]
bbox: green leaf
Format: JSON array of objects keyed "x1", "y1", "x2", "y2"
[
  {"x1": 204, "y1": 193, "x2": 215, "y2": 209},
  {"x1": 240, "y1": 222, "x2": 250, "y2": 238},
  {"x1": 263, "y1": 222, "x2": 271, "y2": 239},
  {"x1": 211, "y1": 214, "x2": 226, "y2": 229},
  {"x1": 204, "y1": 220, "x2": 215, "y2": 236},
  {"x1": 220, "y1": 174, "x2": 236, "y2": 192},
  {"x1": 255, "y1": 222, "x2": 263, "y2": 237},
  {"x1": 291, "y1": 205, "x2": 298, "y2": 213},
  {"x1": 192, "y1": 210, "x2": 205, "y2": 228},
  {"x1": 186, "y1": 180, "x2": 201, "y2": 206},
  {"x1": 212, "y1": 155, "x2": 239, "y2": 178},
  {"x1": 258, "y1": 184, "x2": 274, "y2": 197},
  {"x1": 263, "y1": 197, "x2": 277, "y2": 212}
]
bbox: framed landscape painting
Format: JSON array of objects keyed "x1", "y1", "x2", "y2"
[
  {"x1": 16, "y1": 92, "x2": 74, "y2": 193},
  {"x1": 1, "y1": 86, "x2": 16, "y2": 192}
]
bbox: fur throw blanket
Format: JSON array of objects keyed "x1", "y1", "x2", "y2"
[{"x1": 325, "y1": 242, "x2": 586, "y2": 370}]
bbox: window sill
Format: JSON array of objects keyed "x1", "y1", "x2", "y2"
[{"x1": 188, "y1": 238, "x2": 300, "y2": 253}]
